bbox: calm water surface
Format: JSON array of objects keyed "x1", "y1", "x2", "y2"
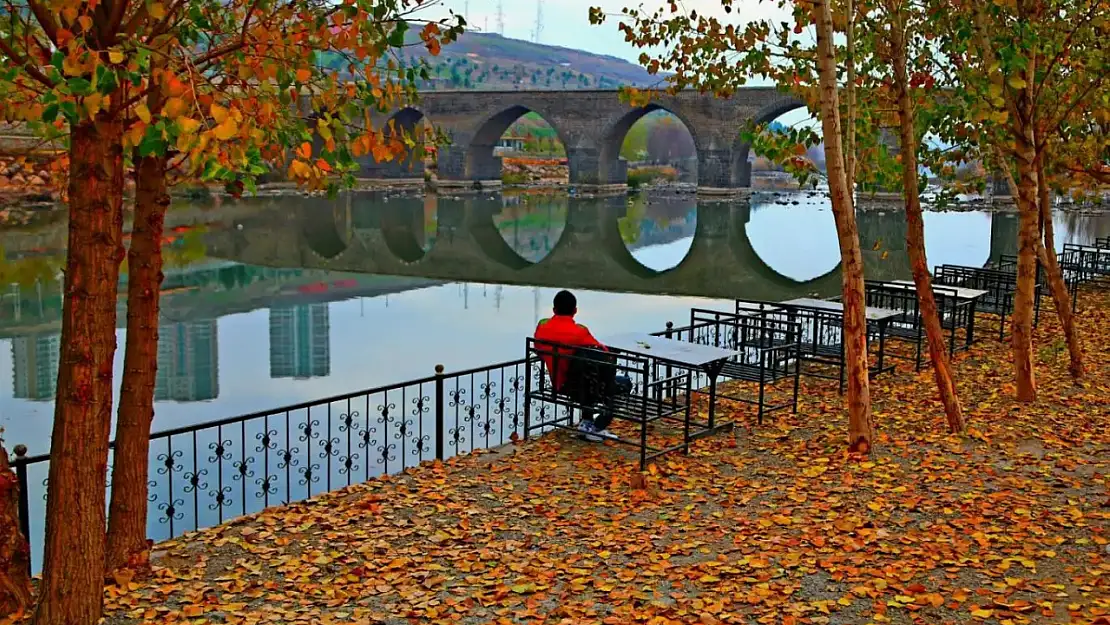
[{"x1": 1, "y1": 190, "x2": 1106, "y2": 456}]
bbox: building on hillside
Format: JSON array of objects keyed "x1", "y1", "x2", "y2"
[{"x1": 494, "y1": 135, "x2": 527, "y2": 154}]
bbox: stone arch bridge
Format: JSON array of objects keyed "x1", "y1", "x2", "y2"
[
  {"x1": 358, "y1": 88, "x2": 807, "y2": 192},
  {"x1": 203, "y1": 194, "x2": 1021, "y2": 301}
]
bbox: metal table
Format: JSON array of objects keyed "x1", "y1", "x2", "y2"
[
  {"x1": 780, "y1": 298, "x2": 902, "y2": 374},
  {"x1": 603, "y1": 332, "x2": 742, "y2": 430},
  {"x1": 881, "y1": 280, "x2": 987, "y2": 346}
]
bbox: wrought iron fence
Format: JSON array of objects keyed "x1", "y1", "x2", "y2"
[{"x1": 10, "y1": 358, "x2": 527, "y2": 573}]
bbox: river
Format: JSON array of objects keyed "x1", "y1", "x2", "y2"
[{"x1": 1, "y1": 189, "x2": 1107, "y2": 457}]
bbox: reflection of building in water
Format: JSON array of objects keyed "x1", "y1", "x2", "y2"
[
  {"x1": 269, "y1": 304, "x2": 331, "y2": 379},
  {"x1": 11, "y1": 333, "x2": 60, "y2": 400},
  {"x1": 155, "y1": 320, "x2": 219, "y2": 401}
]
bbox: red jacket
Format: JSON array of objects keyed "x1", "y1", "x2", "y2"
[{"x1": 533, "y1": 315, "x2": 604, "y2": 391}]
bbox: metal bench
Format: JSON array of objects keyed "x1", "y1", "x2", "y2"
[
  {"x1": 933, "y1": 264, "x2": 1042, "y2": 340},
  {"x1": 655, "y1": 308, "x2": 801, "y2": 424},
  {"x1": 862, "y1": 281, "x2": 976, "y2": 370},
  {"x1": 1063, "y1": 243, "x2": 1110, "y2": 286},
  {"x1": 524, "y1": 337, "x2": 693, "y2": 469},
  {"x1": 996, "y1": 253, "x2": 1081, "y2": 308},
  {"x1": 731, "y1": 298, "x2": 897, "y2": 392}
]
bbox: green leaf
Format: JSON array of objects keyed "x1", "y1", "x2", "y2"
[
  {"x1": 67, "y1": 77, "x2": 93, "y2": 96},
  {"x1": 42, "y1": 104, "x2": 60, "y2": 123}
]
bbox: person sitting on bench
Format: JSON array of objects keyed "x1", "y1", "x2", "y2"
[{"x1": 534, "y1": 290, "x2": 632, "y2": 441}]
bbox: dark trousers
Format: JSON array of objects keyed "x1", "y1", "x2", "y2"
[{"x1": 581, "y1": 375, "x2": 633, "y2": 430}]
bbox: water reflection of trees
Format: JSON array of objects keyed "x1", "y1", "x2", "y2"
[{"x1": 1057, "y1": 211, "x2": 1110, "y2": 244}]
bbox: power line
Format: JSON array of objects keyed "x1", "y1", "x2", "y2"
[
  {"x1": 532, "y1": 0, "x2": 544, "y2": 43},
  {"x1": 496, "y1": 0, "x2": 504, "y2": 35}
]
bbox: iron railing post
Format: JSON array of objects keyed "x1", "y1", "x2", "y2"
[
  {"x1": 434, "y1": 364, "x2": 445, "y2": 461},
  {"x1": 664, "y1": 321, "x2": 674, "y2": 399},
  {"x1": 13, "y1": 444, "x2": 31, "y2": 574}
]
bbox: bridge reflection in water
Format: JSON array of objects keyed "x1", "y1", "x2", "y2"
[{"x1": 205, "y1": 192, "x2": 1021, "y2": 302}]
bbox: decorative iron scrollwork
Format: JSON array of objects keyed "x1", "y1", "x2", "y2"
[
  {"x1": 277, "y1": 447, "x2": 300, "y2": 469},
  {"x1": 298, "y1": 419, "x2": 320, "y2": 443},
  {"x1": 298, "y1": 463, "x2": 321, "y2": 485},
  {"x1": 208, "y1": 440, "x2": 232, "y2": 464},
  {"x1": 256, "y1": 475, "x2": 278, "y2": 497},
  {"x1": 158, "y1": 449, "x2": 183, "y2": 475},
  {"x1": 339, "y1": 410, "x2": 360, "y2": 433},
  {"x1": 339, "y1": 453, "x2": 359, "y2": 475},
  {"x1": 320, "y1": 436, "x2": 340, "y2": 459},
  {"x1": 233, "y1": 456, "x2": 256, "y2": 481},
  {"x1": 256, "y1": 429, "x2": 278, "y2": 453},
  {"x1": 184, "y1": 469, "x2": 208, "y2": 493},
  {"x1": 377, "y1": 442, "x2": 396, "y2": 465},
  {"x1": 208, "y1": 485, "x2": 232, "y2": 510},
  {"x1": 159, "y1": 499, "x2": 185, "y2": 522}
]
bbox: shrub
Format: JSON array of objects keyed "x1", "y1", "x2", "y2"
[
  {"x1": 502, "y1": 171, "x2": 529, "y2": 185},
  {"x1": 627, "y1": 165, "x2": 679, "y2": 188}
]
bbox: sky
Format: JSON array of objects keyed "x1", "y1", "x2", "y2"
[
  {"x1": 419, "y1": 0, "x2": 814, "y2": 128},
  {"x1": 424, "y1": 0, "x2": 791, "y2": 64}
]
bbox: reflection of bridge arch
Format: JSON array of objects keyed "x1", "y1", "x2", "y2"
[
  {"x1": 298, "y1": 196, "x2": 350, "y2": 260},
  {"x1": 211, "y1": 193, "x2": 921, "y2": 301}
]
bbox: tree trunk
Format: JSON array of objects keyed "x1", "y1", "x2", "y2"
[
  {"x1": 1034, "y1": 148, "x2": 1084, "y2": 379},
  {"x1": 33, "y1": 113, "x2": 126, "y2": 625},
  {"x1": 844, "y1": 0, "x2": 856, "y2": 195},
  {"x1": 814, "y1": 0, "x2": 873, "y2": 452},
  {"x1": 0, "y1": 444, "x2": 33, "y2": 619},
  {"x1": 1011, "y1": 134, "x2": 1039, "y2": 403},
  {"x1": 105, "y1": 153, "x2": 169, "y2": 574},
  {"x1": 890, "y1": 22, "x2": 964, "y2": 433}
]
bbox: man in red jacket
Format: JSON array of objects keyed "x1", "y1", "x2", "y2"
[{"x1": 534, "y1": 290, "x2": 631, "y2": 441}]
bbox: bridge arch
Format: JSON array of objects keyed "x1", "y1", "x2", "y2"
[
  {"x1": 730, "y1": 95, "x2": 808, "y2": 187},
  {"x1": 361, "y1": 106, "x2": 431, "y2": 179},
  {"x1": 463, "y1": 105, "x2": 573, "y2": 182},
  {"x1": 598, "y1": 104, "x2": 701, "y2": 185}
]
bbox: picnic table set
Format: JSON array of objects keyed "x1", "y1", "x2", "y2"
[{"x1": 520, "y1": 238, "x2": 1110, "y2": 469}]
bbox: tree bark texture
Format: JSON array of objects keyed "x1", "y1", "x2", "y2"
[
  {"x1": 105, "y1": 152, "x2": 169, "y2": 574},
  {"x1": 33, "y1": 113, "x2": 126, "y2": 625},
  {"x1": 1011, "y1": 138, "x2": 1039, "y2": 403},
  {"x1": 1034, "y1": 148, "x2": 1084, "y2": 379},
  {"x1": 814, "y1": 0, "x2": 874, "y2": 452},
  {"x1": 0, "y1": 444, "x2": 33, "y2": 619},
  {"x1": 890, "y1": 22, "x2": 965, "y2": 433}
]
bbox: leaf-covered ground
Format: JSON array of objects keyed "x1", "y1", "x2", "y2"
[{"x1": 102, "y1": 291, "x2": 1107, "y2": 625}]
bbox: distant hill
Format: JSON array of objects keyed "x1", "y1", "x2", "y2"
[{"x1": 395, "y1": 31, "x2": 662, "y2": 90}]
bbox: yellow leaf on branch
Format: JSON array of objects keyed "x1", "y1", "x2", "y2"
[
  {"x1": 163, "y1": 97, "x2": 188, "y2": 118},
  {"x1": 84, "y1": 94, "x2": 104, "y2": 116},
  {"x1": 213, "y1": 119, "x2": 238, "y2": 140},
  {"x1": 210, "y1": 104, "x2": 229, "y2": 123}
]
